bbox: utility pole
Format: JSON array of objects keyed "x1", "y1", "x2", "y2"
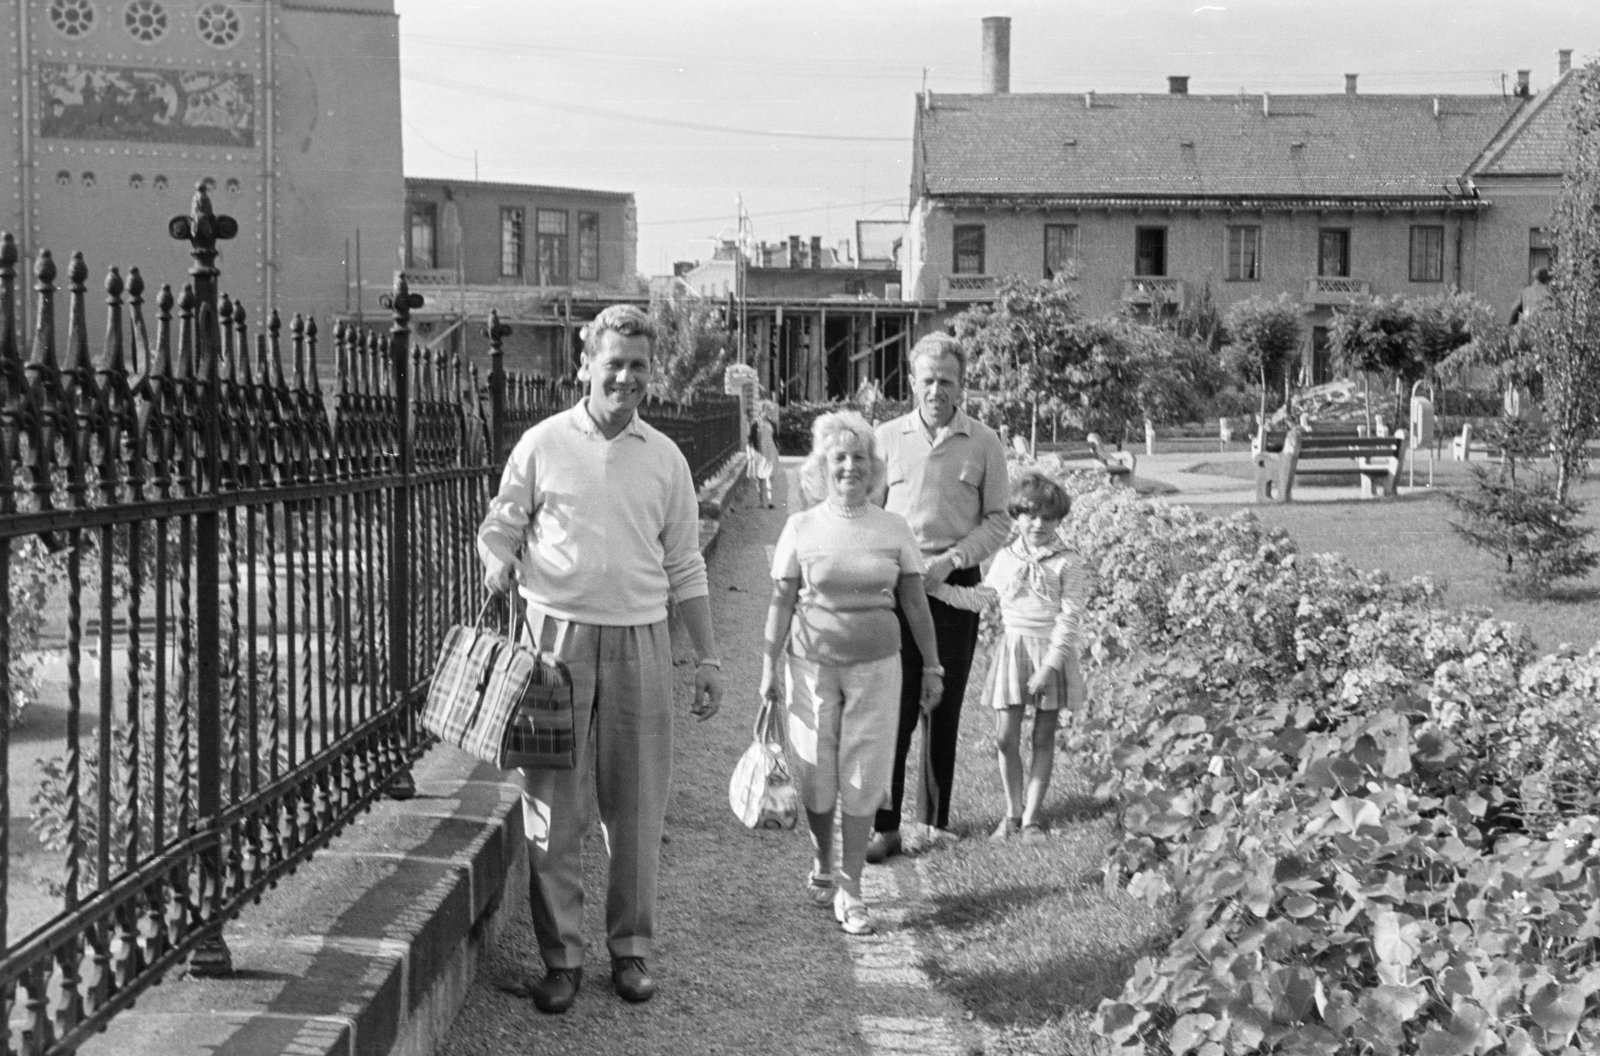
[{"x1": 736, "y1": 195, "x2": 750, "y2": 365}]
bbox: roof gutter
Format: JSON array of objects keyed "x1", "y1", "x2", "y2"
[{"x1": 928, "y1": 194, "x2": 1490, "y2": 213}]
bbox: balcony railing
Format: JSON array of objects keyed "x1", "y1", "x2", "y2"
[
  {"x1": 939, "y1": 274, "x2": 998, "y2": 304},
  {"x1": 397, "y1": 267, "x2": 459, "y2": 287},
  {"x1": 1120, "y1": 277, "x2": 1187, "y2": 307},
  {"x1": 1305, "y1": 276, "x2": 1371, "y2": 305}
]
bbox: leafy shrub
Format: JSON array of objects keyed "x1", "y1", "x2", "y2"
[{"x1": 1007, "y1": 459, "x2": 1600, "y2": 1053}]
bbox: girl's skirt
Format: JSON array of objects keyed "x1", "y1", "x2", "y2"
[{"x1": 980, "y1": 630, "x2": 1086, "y2": 711}]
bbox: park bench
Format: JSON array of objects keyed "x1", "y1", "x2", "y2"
[
  {"x1": 1035, "y1": 434, "x2": 1137, "y2": 487},
  {"x1": 1254, "y1": 428, "x2": 1406, "y2": 503},
  {"x1": 1450, "y1": 422, "x2": 1509, "y2": 462}
]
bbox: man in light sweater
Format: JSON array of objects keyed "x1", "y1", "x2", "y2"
[{"x1": 478, "y1": 304, "x2": 723, "y2": 1014}]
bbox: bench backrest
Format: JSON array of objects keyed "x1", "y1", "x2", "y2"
[{"x1": 1292, "y1": 434, "x2": 1405, "y2": 459}]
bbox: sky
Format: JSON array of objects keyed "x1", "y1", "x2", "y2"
[{"x1": 392, "y1": 0, "x2": 1600, "y2": 278}]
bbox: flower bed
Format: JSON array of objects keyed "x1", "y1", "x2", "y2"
[{"x1": 1023, "y1": 465, "x2": 1600, "y2": 1054}]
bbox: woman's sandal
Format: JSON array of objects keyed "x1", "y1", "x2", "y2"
[
  {"x1": 805, "y1": 870, "x2": 837, "y2": 909},
  {"x1": 833, "y1": 890, "x2": 875, "y2": 936}
]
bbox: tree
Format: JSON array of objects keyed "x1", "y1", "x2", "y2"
[
  {"x1": 1223, "y1": 294, "x2": 1303, "y2": 427},
  {"x1": 955, "y1": 275, "x2": 1222, "y2": 449},
  {"x1": 647, "y1": 293, "x2": 731, "y2": 403},
  {"x1": 1524, "y1": 58, "x2": 1600, "y2": 500},
  {"x1": 953, "y1": 274, "x2": 1084, "y2": 447},
  {"x1": 1446, "y1": 414, "x2": 1599, "y2": 595}
]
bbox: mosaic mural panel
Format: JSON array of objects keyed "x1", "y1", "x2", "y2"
[{"x1": 38, "y1": 62, "x2": 255, "y2": 147}]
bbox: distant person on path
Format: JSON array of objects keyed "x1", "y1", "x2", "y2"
[
  {"x1": 925, "y1": 472, "x2": 1091, "y2": 843},
  {"x1": 1509, "y1": 266, "x2": 1552, "y2": 327},
  {"x1": 760, "y1": 410, "x2": 942, "y2": 935},
  {"x1": 747, "y1": 398, "x2": 780, "y2": 508},
  {"x1": 868, "y1": 332, "x2": 1010, "y2": 862},
  {"x1": 478, "y1": 304, "x2": 723, "y2": 1014}
]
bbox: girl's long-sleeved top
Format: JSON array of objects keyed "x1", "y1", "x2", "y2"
[{"x1": 928, "y1": 536, "x2": 1091, "y2": 674}]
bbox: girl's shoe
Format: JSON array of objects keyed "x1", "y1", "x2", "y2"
[
  {"x1": 1020, "y1": 822, "x2": 1049, "y2": 843},
  {"x1": 990, "y1": 816, "x2": 1022, "y2": 842},
  {"x1": 805, "y1": 870, "x2": 837, "y2": 909},
  {"x1": 833, "y1": 889, "x2": 875, "y2": 935}
]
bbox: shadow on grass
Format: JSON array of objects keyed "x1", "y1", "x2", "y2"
[
  {"x1": 1525, "y1": 584, "x2": 1600, "y2": 605},
  {"x1": 1038, "y1": 793, "x2": 1112, "y2": 827},
  {"x1": 907, "y1": 883, "x2": 1060, "y2": 932},
  {"x1": 918, "y1": 944, "x2": 1159, "y2": 1029}
]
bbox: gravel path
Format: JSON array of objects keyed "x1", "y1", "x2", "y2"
[{"x1": 435, "y1": 462, "x2": 977, "y2": 1056}]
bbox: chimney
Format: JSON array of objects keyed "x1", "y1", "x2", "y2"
[
  {"x1": 1516, "y1": 69, "x2": 1531, "y2": 96},
  {"x1": 1262, "y1": 92, "x2": 1271, "y2": 117},
  {"x1": 788, "y1": 235, "x2": 801, "y2": 269},
  {"x1": 809, "y1": 236, "x2": 824, "y2": 270},
  {"x1": 1345, "y1": 73, "x2": 1358, "y2": 95},
  {"x1": 1167, "y1": 75, "x2": 1189, "y2": 95},
  {"x1": 1559, "y1": 49, "x2": 1573, "y2": 76},
  {"x1": 981, "y1": 16, "x2": 1011, "y2": 94}
]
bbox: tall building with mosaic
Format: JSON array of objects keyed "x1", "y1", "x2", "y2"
[{"x1": 3, "y1": 0, "x2": 404, "y2": 332}]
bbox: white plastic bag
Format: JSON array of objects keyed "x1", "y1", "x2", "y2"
[{"x1": 729, "y1": 696, "x2": 798, "y2": 830}]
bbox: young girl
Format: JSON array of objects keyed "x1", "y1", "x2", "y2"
[{"x1": 927, "y1": 471, "x2": 1091, "y2": 842}]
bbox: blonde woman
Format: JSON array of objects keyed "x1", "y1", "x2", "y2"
[{"x1": 759, "y1": 411, "x2": 942, "y2": 935}]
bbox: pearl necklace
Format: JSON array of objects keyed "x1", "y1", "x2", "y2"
[{"x1": 827, "y1": 500, "x2": 868, "y2": 519}]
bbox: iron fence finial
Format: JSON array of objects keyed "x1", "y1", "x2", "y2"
[
  {"x1": 379, "y1": 271, "x2": 423, "y2": 325},
  {"x1": 29, "y1": 248, "x2": 58, "y2": 374}
]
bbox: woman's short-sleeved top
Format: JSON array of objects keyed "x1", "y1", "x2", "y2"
[{"x1": 771, "y1": 504, "x2": 926, "y2": 665}]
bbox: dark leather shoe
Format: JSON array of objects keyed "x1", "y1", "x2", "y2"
[
  {"x1": 864, "y1": 829, "x2": 902, "y2": 864},
  {"x1": 611, "y1": 957, "x2": 657, "y2": 1003},
  {"x1": 530, "y1": 967, "x2": 582, "y2": 1014}
]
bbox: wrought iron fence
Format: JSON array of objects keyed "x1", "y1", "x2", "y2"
[{"x1": 0, "y1": 188, "x2": 739, "y2": 1055}]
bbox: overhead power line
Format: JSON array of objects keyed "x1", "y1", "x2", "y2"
[{"x1": 402, "y1": 71, "x2": 909, "y2": 143}]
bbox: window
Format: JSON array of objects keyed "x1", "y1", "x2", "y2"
[
  {"x1": 1529, "y1": 227, "x2": 1553, "y2": 283},
  {"x1": 500, "y1": 207, "x2": 524, "y2": 278},
  {"x1": 577, "y1": 212, "x2": 600, "y2": 281},
  {"x1": 1409, "y1": 225, "x2": 1444, "y2": 282},
  {"x1": 408, "y1": 202, "x2": 436, "y2": 270},
  {"x1": 1043, "y1": 224, "x2": 1078, "y2": 279},
  {"x1": 953, "y1": 224, "x2": 985, "y2": 274},
  {"x1": 1134, "y1": 227, "x2": 1167, "y2": 277},
  {"x1": 1317, "y1": 228, "x2": 1350, "y2": 278},
  {"x1": 1226, "y1": 225, "x2": 1261, "y2": 281},
  {"x1": 536, "y1": 209, "x2": 568, "y2": 285}
]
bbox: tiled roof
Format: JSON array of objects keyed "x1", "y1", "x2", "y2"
[
  {"x1": 917, "y1": 91, "x2": 1526, "y2": 200},
  {"x1": 1472, "y1": 73, "x2": 1577, "y2": 176}
]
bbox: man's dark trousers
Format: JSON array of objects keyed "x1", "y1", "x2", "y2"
[{"x1": 877, "y1": 565, "x2": 982, "y2": 834}]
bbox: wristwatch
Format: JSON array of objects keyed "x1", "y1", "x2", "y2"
[{"x1": 923, "y1": 664, "x2": 945, "y2": 676}]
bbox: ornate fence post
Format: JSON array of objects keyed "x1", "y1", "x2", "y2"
[
  {"x1": 171, "y1": 183, "x2": 238, "y2": 977},
  {"x1": 381, "y1": 275, "x2": 422, "y2": 799},
  {"x1": 485, "y1": 309, "x2": 509, "y2": 463}
]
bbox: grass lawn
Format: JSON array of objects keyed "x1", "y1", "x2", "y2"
[
  {"x1": 909, "y1": 464, "x2": 1600, "y2": 1054},
  {"x1": 906, "y1": 686, "x2": 1168, "y2": 1055}
]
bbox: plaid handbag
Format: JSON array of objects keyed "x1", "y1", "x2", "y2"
[{"x1": 421, "y1": 598, "x2": 577, "y2": 771}]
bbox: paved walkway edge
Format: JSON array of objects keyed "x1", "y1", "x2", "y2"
[{"x1": 84, "y1": 454, "x2": 751, "y2": 1056}]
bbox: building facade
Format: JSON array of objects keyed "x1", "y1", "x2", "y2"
[
  {"x1": 398, "y1": 177, "x2": 639, "y2": 379},
  {"x1": 902, "y1": 19, "x2": 1580, "y2": 383},
  {"x1": 3, "y1": 0, "x2": 405, "y2": 334}
]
